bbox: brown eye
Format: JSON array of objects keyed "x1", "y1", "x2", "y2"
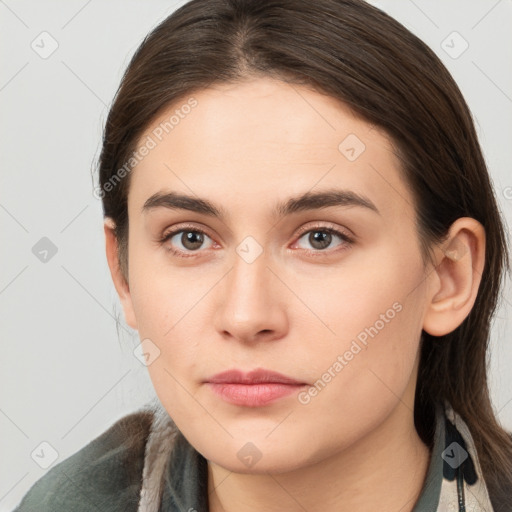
[
  {"x1": 180, "y1": 231, "x2": 205, "y2": 251},
  {"x1": 160, "y1": 228, "x2": 215, "y2": 256},
  {"x1": 307, "y1": 231, "x2": 333, "y2": 250},
  {"x1": 295, "y1": 227, "x2": 352, "y2": 252}
]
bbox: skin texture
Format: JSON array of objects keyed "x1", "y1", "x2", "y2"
[{"x1": 104, "y1": 77, "x2": 485, "y2": 511}]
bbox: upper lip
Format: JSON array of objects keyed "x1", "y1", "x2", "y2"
[{"x1": 205, "y1": 368, "x2": 306, "y2": 385}]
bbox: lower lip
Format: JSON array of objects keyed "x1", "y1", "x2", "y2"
[{"x1": 206, "y1": 382, "x2": 305, "y2": 407}]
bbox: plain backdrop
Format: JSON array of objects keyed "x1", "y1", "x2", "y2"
[{"x1": 1, "y1": 0, "x2": 511, "y2": 510}]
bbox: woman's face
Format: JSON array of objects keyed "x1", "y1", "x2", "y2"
[{"x1": 119, "y1": 77, "x2": 435, "y2": 472}]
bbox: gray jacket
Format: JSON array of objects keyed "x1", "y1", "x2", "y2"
[{"x1": 13, "y1": 399, "x2": 507, "y2": 511}]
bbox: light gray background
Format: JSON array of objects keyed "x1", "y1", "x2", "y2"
[{"x1": 1, "y1": 1, "x2": 511, "y2": 510}]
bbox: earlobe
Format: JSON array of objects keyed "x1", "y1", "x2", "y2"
[
  {"x1": 422, "y1": 217, "x2": 485, "y2": 337},
  {"x1": 103, "y1": 218, "x2": 138, "y2": 330}
]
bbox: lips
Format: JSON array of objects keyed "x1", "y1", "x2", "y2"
[
  {"x1": 204, "y1": 368, "x2": 307, "y2": 407},
  {"x1": 206, "y1": 368, "x2": 305, "y2": 385}
]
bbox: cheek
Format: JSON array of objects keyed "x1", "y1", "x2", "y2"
[
  {"x1": 129, "y1": 274, "x2": 207, "y2": 367},
  {"x1": 292, "y1": 299, "x2": 422, "y2": 459},
  {"x1": 127, "y1": 252, "x2": 214, "y2": 393},
  {"x1": 127, "y1": 240, "x2": 206, "y2": 337},
  {"x1": 298, "y1": 245, "x2": 426, "y2": 407},
  {"x1": 306, "y1": 242, "x2": 425, "y2": 350},
  {"x1": 130, "y1": 271, "x2": 207, "y2": 429}
]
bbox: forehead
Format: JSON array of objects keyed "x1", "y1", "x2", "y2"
[{"x1": 128, "y1": 77, "x2": 412, "y2": 220}]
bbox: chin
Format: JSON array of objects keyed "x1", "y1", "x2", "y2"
[
  {"x1": 212, "y1": 451, "x2": 311, "y2": 475},
  {"x1": 201, "y1": 433, "x2": 323, "y2": 475}
]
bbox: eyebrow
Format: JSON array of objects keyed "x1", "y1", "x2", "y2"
[{"x1": 141, "y1": 188, "x2": 380, "y2": 219}]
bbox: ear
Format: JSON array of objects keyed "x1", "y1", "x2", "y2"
[
  {"x1": 104, "y1": 217, "x2": 138, "y2": 330},
  {"x1": 422, "y1": 217, "x2": 486, "y2": 336}
]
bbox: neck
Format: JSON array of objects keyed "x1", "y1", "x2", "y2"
[{"x1": 207, "y1": 403, "x2": 431, "y2": 512}]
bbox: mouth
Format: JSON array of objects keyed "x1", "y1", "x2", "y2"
[{"x1": 204, "y1": 368, "x2": 308, "y2": 407}]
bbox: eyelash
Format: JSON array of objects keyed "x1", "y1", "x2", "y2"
[{"x1": 158, "y1": 222, "x2": 354, "y2": 258}]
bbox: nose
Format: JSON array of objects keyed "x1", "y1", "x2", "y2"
[{"x1": 213, "y1": 247, "x2": 288, "y2": 344}]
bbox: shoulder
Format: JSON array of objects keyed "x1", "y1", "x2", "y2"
[{"x1": 13, "y1": 408, "x2": 154, "y2": 512}]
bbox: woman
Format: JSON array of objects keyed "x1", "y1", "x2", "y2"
[{"x1": 14, "y1": 0, "x2": 512, "y2": 510}]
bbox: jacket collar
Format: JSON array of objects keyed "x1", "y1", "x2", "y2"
[
  {"x1": 136, "y1": 399, "x2": 495, "y2": 512},
  {"x1": 412, "y1": 401, "x2": 494, "y2": 511}
]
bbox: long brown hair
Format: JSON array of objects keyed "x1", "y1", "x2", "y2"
[{"x1": 97, "y1": 0, "x2": 512, "y2": 504}]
